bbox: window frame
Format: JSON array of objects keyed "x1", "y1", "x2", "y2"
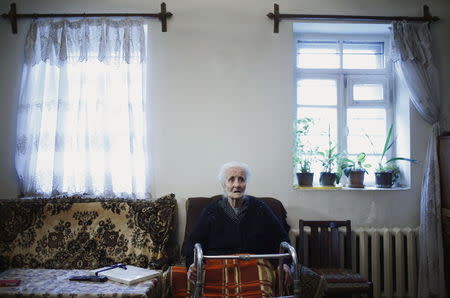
[{"x1": 294, "y1": 32, "x2": 395, "y2": 185}]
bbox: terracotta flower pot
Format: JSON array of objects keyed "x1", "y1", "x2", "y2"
[
  {"x1": 296, "y1": 172, "x2": 314, "y2": 186},
  {"x1": 319, "y1": 172, "x2": 336, "y2": 186},
  {"x1": 375, "y1": 172, "x2": 393, "y2": 188},
  {"x1": 347, "y1": 170, "x2": 365, "y2": 188}
]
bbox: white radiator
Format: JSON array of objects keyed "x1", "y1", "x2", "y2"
[
  {"x1": 353, "y1": 228, "x2": 419, "y2": 298},
  {"x1": 291, "y1": 227, "x2": 419, "y2": 298}
]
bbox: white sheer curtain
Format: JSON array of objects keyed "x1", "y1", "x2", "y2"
[
  {"x1": 391, "y1": 21, "x2": 447, "y2": 297},
  {"x1": 15, "y1": 18, "x2": 150, "y2": 199}
]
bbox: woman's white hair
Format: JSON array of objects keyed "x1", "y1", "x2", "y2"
[{"x1": 218, "y1": 161, "x2": 252, "y2": 187}]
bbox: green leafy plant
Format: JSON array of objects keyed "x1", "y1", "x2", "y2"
[
  {"x1": 365, "y1": 124, "x2": 417, "y2": 184},
  {"x1": 318, "y1": 125, "x2": 340, "y2": 173},
  {"x1": 293, "y1": 118, "x2": 316, "y2": 173},
  {"x1": 340, "y1": 152, "x2": 372, "y2": 177},
  {"x1": 366, "y1": 124, "x2": 416, "y2": 172},
  {"x1": 298, "y1": 159, "x2": 312, "y2": 173}
]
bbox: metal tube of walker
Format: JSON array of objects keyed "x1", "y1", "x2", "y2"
[
  {"x1": 193, "y1": 243, "x2": 204, "y2": 298},
  {"x1": 279, "y1": 241, "x2": 301, "y2": 298},
  {"x1": 193, "y1": 242, "x2": 300, "y2": 298}
]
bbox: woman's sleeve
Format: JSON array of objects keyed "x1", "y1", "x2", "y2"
[
  {"x1": 267, "y1": 207, "x2": 292, "y2": 265},
  {"x1": 261, "y1": 202, "x2": 290, "y2": 244}
]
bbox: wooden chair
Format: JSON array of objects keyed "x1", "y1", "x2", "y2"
[{"x1": 297, "y1": 220, "x2": 373, "y2": 298}]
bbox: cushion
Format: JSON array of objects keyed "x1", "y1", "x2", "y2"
[
  {"x1": 312, "y1": 268, "x2": 368, "y2": 284},
  {"x1": 312, "y1": 268, "x2": 371, "y2": 292}
]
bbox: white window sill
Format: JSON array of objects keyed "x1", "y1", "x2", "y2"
[{"x1": 294, "y1": 185, "x2": 410, "y2": 191}]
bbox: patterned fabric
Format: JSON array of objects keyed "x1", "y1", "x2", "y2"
[
  {"x1": 170, "y1": 258, "x2": 276, "y2": 298},
  {"x1": 18, "y1": 18, "x2": 149, "y2": 199},
  {"x1": 0, "y1": 194, "x2": 178, "y2": 271},
  {"x1": 169, "y1": 261, "x2": 326, "y2": 298},
  {"x1": 26, "y1": 18, "x2": 146, "y2": 66},
  {"x1": 0, "y1": 268, "x2": 160, "y2": 297}
]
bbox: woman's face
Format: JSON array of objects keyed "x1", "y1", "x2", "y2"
[{"x1": 224, "y1": 167, "x2": 247, "y2": 200}]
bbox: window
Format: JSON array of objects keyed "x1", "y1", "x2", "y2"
[
  {"x1": 15, "y1": 19, "x2": 149, "y2": 198},
  {"x1": 294, "y1": 28, "x2": 393, "y2": 186}
]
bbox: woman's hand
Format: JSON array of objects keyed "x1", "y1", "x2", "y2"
[{"x1": 187, "y1": 263, "x2": 197, "y2": 283}]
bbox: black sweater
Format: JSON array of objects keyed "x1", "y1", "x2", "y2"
[{"x1": 184, "y1": 196, "x2": 290, "y2": 266}]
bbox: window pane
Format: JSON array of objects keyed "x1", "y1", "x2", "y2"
[
  {"x1": 347, "y1": 108, "x2": 386, "y2": 155},
  {"x1": 364, "y1": 154, "x2": 380, "y2": 185},
  {"x1": 343, "y1": 42, "x2": 384, "y2": 69},
  {"x1": 297, "y1": 79, "x2": 337, "y2": 106},
  {"x1": 309, "y1": 154, "x2": 324, "y2": 182},
  {"x1": 353, "y1": 84, "x2": 384, "y2": 101},
  {"x1": 297, "y1": 41, "x2": 339, "y2": 69},
  {"x1": 297, "y1": 107, "x2": 337, "y2": 153}
]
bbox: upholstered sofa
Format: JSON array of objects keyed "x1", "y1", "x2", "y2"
[{"x1": 0, "y1": 194, "x2": 178, "y2": 297}]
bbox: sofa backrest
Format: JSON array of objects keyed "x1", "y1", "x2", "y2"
[{"x1": 0, "y1": 194, "x2": 177, "y2": 271}]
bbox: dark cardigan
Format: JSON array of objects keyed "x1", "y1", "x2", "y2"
[{"x1": 184, "y1": 196, "x2": 290, "y2": 266}]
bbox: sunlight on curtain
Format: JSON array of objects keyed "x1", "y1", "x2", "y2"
[
  {"x1": 391, "y1": 21, "x2": 447, "y2": 298},
  {"x1": 15, "y1": 18, "x2": 150, "y2": 199}
]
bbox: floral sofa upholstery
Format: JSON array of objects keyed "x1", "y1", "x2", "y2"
[{"x1": 0, "y1": 194, "x2": 178, "y2": 271}]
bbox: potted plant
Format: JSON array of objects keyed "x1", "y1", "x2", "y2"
[
  {"x1": 340, "y1": 152, "x2": 371, "y2": 188},
  {"x1": 294, "y1": 118, "x2": 315, "y2": 186},
  {"x1": 318, "y1": 126, "x2": 340, "y2": 186},
  {"x1": 366, "y1": 124, "x2": 417, "y2": 188},
  {"x1": 375, "y1": 163, "x2": 401, "y2": 188},
  {"x1": 296, "y1": 159, "x2": 314, "y2": 186}
]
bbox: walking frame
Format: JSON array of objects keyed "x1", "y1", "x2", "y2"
[{"x1": 193, "y1": 241, "x2": 300, "y2": 298}]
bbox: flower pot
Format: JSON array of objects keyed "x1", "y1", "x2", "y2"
[
  {"x1": 296, "y1": 172, "x2": 314, "y2": 187},
  {"x1": 375, "y1": 172, "x2": 393, "y2": 188},
  {"x1": 319, "y1": 172, "x2": 336, "y2": 186},
  {"x1": 347, "y1": 170, "x2": 365, "y2": 188}
]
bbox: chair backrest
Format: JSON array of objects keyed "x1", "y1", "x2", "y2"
[
  {"x1": 182, "y1": 195, "x2": 290, "y2": 255},
  {"x1": 297, "y1": 220, "x2": 352, "y2": 269}
]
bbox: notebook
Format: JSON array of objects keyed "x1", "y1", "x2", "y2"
[{"x1": 90, "y1": 264, "x2": 161, "y2": 285}]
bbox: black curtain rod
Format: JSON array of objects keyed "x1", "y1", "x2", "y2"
[
  {"x1": 267, "y1": 3, "x2": 440, "y2": 33},
  {"x1": 1, "y1": 2, "x2": 173, "y2": 34}
]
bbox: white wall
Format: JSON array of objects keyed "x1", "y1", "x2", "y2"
[{"x1": 1, "y1": 0, "x2": 449, "y2": 243}]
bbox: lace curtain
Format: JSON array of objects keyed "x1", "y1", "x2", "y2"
[
  {"x1": 391, "y1": 21, "x2": 447, "y2": 297},
  {"x1": 16, "y1": 18, "x2": 150, "y2": 199}
]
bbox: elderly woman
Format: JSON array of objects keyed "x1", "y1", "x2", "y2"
[
  {"x1": 184, "y1": 161, "x2": 292, "y2": 284},
  {"x1": 170, "y1": 161, "x2": 324, "y2": 297}
]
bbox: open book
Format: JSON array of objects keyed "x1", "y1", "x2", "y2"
[{"x1": 90, "y1": 264, "x2": 161, "y2": 285}]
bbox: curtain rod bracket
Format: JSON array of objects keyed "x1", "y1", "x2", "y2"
[
  {"x1": 267, "y1": 3, "x2": 440, "y2": 33},
  {"x1": 1, "y1": 2, "x2": 173, "y2": 34},
  {"x1": 266, "y1": 3, "x2": 280, "y2": 33},
  {"x1": 423, "y1": 5, "x2": 440, "y2": 23},
  {"x1": 158, "y1": 2, "x2": 172, "y2": 32},
  {"x1": 2, "y1": 3, "x2": 18, "y2": 34}
]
